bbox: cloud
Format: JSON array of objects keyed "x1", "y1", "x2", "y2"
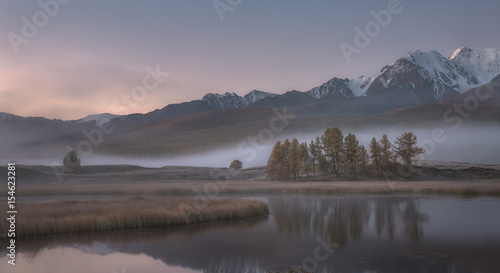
[{"x1": 0, "y1": 57, "x2": 173, "y2": 119}]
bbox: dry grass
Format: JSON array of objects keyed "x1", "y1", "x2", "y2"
[
  {"x1": 18, "y1": 217, "x2": 269, "y2": 262},
  {"x1": 2, "y1": 197, "x2": 269, "y2": 238},
  {"x1": 10, "y1": 180, "x2": 500, "y2": 198}
]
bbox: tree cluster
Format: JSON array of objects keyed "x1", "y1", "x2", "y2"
[{"x1": 267, "y1": 128, "x2": 424, "y2": 181}]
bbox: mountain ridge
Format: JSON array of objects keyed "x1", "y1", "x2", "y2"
[
  {"x1": 2, "y1": 47, "x2": 499, "y2": 123},
  {"x1": 109, "y1": 47, "x2": 500, "y2": 123},
  {"x1": 196, "y1": 47, "x2": 500, "y2": 108}
]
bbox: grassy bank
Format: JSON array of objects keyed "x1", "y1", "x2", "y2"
[
  {"x1": 1, "y1": 197, "x2": 269, "y2": 238},
  {"x1": 9, "y1": 180, "x2": 500, "y2": 198}
]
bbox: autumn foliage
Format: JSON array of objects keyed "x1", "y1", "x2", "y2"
[{"x1": 267, "y1": 128, "x2": 425, "y2": 181}]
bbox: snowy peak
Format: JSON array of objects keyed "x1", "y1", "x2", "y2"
[
  {"x1": 370, "y1": 57, "x2": 421, "y2": 90},
  {"x1": 306, "y1": 77, "x2": 354, "y2": 99},
  {"x1": 201, "y1": 90, "x2": 277, "y2": 109},
  {"x1": 201, "y1": 92, "x2": 244, "y2": 109},
  {"x1": 198, "y1": 47, "x2": 500, "y2": 109},
  {"x1": 448, "y1": 47, "x2": 499, "y2": 62},
  {"x1": 143, "y1": 47, "x2": 500, "y2": 120},
  {"x1": 367, "y1": 47, "x2": 500, "y2": 101},
  {"x1": 201, "y1": 92, "x2": 238, "y2": 101},
  {"x1": 403, "y1": 50, "x2": 452, "y2": 73},
  {"x1": 243, "y1": 90, "x2": 277, "y2": 104},
  {"x1": 369, "y1": 50, "x2": 459, "y2": 100},
  {"x1": 306, "y1": 75, "x2": 377, "y2": 99},
  {"x1": 402, "y1": 47, "x2": 500, "y2": 90},
  {"x1": 309, "y1": 47, "x2": 500, "y2": 102},
  {"x1": 198, "y1": 48, "x2": 499, "y2": 109},
  {"x1": 449, "y1": 47, "x2": 500, "y2": 89},
  {"x1": 450, "y1": 47, "x2": 473, "y2": 60},
  {"x1": 405, "y1": 50, "x2": 464, "y2": 91},
  {"x1": 346, "y1": 75, "x2": 376, "y2": 97}
]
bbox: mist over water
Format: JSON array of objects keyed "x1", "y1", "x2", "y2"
[{"x1": 2, "y1": 126, "x2": 499, "y2": 168}]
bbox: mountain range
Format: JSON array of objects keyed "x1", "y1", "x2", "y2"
[
  {"x1": 108, "y1": 47, "x2": 500, "y2": 123},
  {"x1": 1, "y1": 47, "x2": 499, "y2": 160},
  {"x1": 3, "y1": 47, "x2": 499, "y2": 124}
]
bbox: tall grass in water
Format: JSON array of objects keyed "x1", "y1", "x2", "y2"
[{"x1": 9, "y1": 197, "x2": 269, "y2": 237}]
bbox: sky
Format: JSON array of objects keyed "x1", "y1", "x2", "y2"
[{"x1": 0, "y1": 0, "x2": 499, "y2": 120}]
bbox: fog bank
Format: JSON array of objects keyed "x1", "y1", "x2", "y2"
[{"x1": 2, "y1": 125, "x2": 499, "y2": 168}]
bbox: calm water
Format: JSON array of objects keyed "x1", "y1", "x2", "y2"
[{"x1": 2, "y1": 195, "x2": 500, "y2": 273}]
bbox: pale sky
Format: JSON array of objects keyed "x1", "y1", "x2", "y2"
[{"x1": 1, "y1": 0, "x2": 499, "y2": 119}]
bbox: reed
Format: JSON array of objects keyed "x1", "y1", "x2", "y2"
[{"x1": 4, "y1": 197, "x2": 269, "y2": 238}]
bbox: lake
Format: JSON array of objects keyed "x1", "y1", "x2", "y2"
[{"x1": 2, "y1": 195, "x2": 500, "y2": 273}]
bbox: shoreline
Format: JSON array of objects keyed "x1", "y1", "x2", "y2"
[
  {"x1": 0, "y1": 197, "x2": 270, "y2": 238},
  {"x1": 7, "y1": 180, "x2": 500, "y2": 198},
  {"x1": 2, "y1": 163, "x2": 500, "y2": 238}
]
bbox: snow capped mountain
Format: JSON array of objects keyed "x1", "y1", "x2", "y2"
[
  {"x1": 449, "y1": 47, "x2": 500, "y2": 90},
  {"x1": 306, "y1": 78, "x2": 354, "y2": 99},
  {"x1": 306, "y1": 75, "x2": 375, "y2": 99},
  {"x1": 196, "y1": 47, "x2": 499, "y2": 108},
  {"x1": 77, "y1": 113, "x2": 121, "y2": 126},
  {"x1": 201, "y1": 90, "x2": 276, "y2": 109},
  {"x1": 367, "y1": 47, "x2": 500, "y2": 101},
  {"x1": 73, "y1": 47, "x2": 500, "y2": 124},
  {"x1": 367, "y1": 51, "x2": 458, "y2": 101},
  {"x1": 243, "y1": 90, "x2": 277, "y2": 104},
  {"x1": 346, "y1": 75, "x2": 376, "y2": 97},
  {"x1": 4, "y1": 47, "x2": 497, "y2": 135},
  {"x1": 399, "y1": 48, "x2": 500, "y2": 92},
  {"x1": 202, "y1": 92, "x2": 244, "y2": 109}
]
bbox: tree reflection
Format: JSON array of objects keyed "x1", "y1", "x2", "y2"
[
  {"x1": 375, "y1": 197, "x2": 397, "y2": 240},
  {"x1": 9, "y1": 197, "x2": 499, "y2": 273},
  {"x1": 373, "y1": 197, "x2": 428, "y2": 242},
  {"x1": 270, "y1": 196, "x2": 428, "y2": 245},
  {"x1": 402, "y1": 200, "x2": 428, "y2": 242}
]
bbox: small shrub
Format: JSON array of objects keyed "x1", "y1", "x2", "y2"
[
  {"x1": 230, "y1": 160, "x2": 243, "y2": 170},
  {"x1": 63, "y1": 151, "x2": 81, "y2": 169}
]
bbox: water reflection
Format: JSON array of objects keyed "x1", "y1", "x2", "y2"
[
  {"x1": 270, "y1": 196, "x2": 428, "y2": 245},
  {"x1": 15, "y1": 217, "x2": 268, "y2": 267},
  {"x1": 373, "y1": 197, "x2": 428, "y2": 242},
  {"x1": 1, "y1": 196, "x2": 499, "y2": 273}
]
